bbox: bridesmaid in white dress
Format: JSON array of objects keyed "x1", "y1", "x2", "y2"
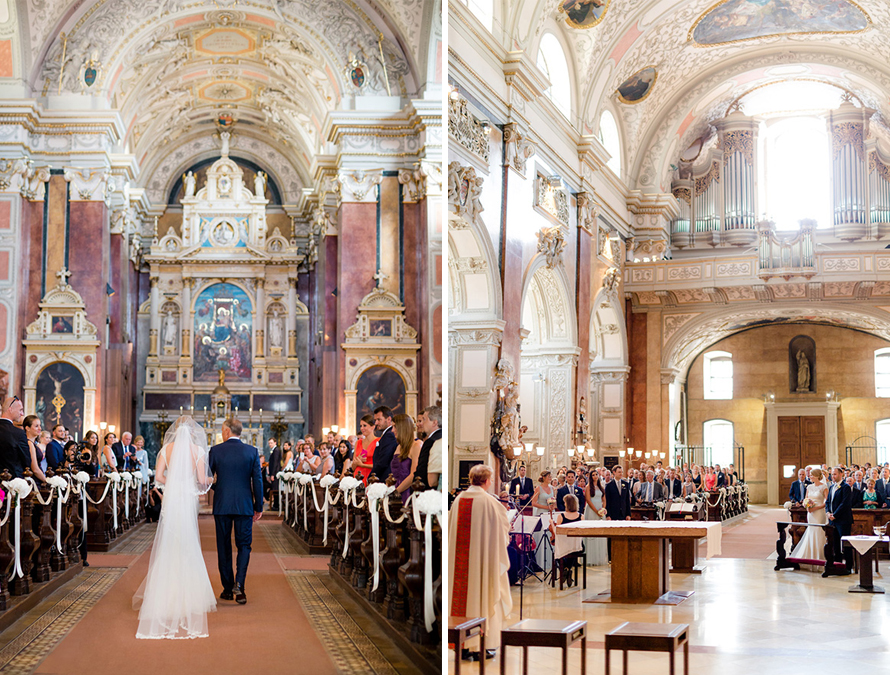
[
  {"x1": 790, "y1": 467, "x2": 828, "y2": 563},
  {"x1": 532, "y1": 471, "x2": 556, "y2": 572},
  {"x1": 584, "y1": 471, "x2": 609, "y2": 566}
]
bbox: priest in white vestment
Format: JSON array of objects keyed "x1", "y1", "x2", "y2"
[{"x1": 448, "y1": 464, "x2": 513, "y2": 655}]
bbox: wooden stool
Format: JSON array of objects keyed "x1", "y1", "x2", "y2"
[
  {"x1": 605, "y1": 622, "x2": 689, "y2": 675},
  {"x1": 501, "y1": 619, "x2": 587, "y2": 675},
  {"x1": 449, "y1": 616, "x2": 486, "y2": 675}
]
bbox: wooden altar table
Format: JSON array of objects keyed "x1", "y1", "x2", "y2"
[{"x1": 555, "y1": 521, "x2": 721, "y2": 604}]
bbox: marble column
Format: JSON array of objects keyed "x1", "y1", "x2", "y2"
[
  {"x1": 181, "y1": 279, "x2": 192, "y2": 359},
  {"x1": 255, "y1": 278, "x2": 265, "y2": 359},
  {"x1": 288, "y1": 278, "x2": 298, "y2": 358}
]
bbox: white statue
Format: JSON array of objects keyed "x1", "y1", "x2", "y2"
[
  {"x1": 269, "y1": 312, "x2": 283, "y2": 349},
  {"x1": 219, "y1": 131, "x2": 231, "y2": 157},
  {"x1": 183, "y1": 171, "x2": 196, "y2": 197},
  {"x1": 163, "y1": 311, "x2": 177, "y2": 346},
  {"x1": 254, "y1": 171, "x2": 267, "y2": 198}
]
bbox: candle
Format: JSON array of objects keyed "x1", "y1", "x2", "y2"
[
  {"x1": 515, "y1": 484, "x2": 519, "y2": 496},
  {"x1": 180, "y1": 406, "x2": 183, "y2": 415}
]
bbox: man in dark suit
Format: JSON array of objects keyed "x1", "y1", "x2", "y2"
[
  {"x1": 826, "y1": 466, "x2": 853, "y2": 568},
  {"x1": 556, "y1": 470, "x2": 584, "y2": 512},
  {"x1": 45, "y1": 424, "x2": 66, "y2": 471},
  {"x1": 265, "y1": 437, "x2": 282, "y2": 508},
  {"x1": 508, "y1": 464, "x2": 533, "y2": 505},
  {"x1": 788, "y1": 468, "x2": 810, "y2": 504},
  {"x1": 0, "y1": 397, "x2": 30, "y2": 478},
  {"x1": 209, "y1": 418, "x2": 263, "y2": 604},
  {"x1": 415, "y1": 406, "x2": 442, "y2": 489},
  {"x1": 849, "y1": 476, "x2": 864, "y2": 509},
  {"x1": 665, "y1": 469, "x2": 683, "y2": 499},
  {"x1": 634, "y1": 470, "x2": 665, "y2": 504},
  {"x1": 112, "y1": 431, "x2": 136, "y2": 471},
  {"x1": 604, "y1": 466, "x2": 631, "y2": 521},
  {"x1": 370, "y1": 406, "x2": 397, "y2": 482},
  {"x1": 877, "y1": 468, "x2": 890, "y2": 507}
]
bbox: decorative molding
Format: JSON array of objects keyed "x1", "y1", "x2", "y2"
[
  {"x1": 503, "y1": 123, "x2": 536, "y2": 175},
  {"x1": 716, "y1": 262, "x2": 752, "y2": 277},
  {"x1": 822, "y1": 257, "x2": 861, "y2": 273},
  {"x1": 447, "y1": 161, "x2": 485, "y2": 222},
  {"x1": 534, "y1": 175, "x2": 569, "y2": 228},
  {"x1": 63, "y1": 167, "x2": 111, "y2": 202},
  {"x1": 448, "y1": 328, "x2": 503, "y2": 347},
  {"x1": 448, "y1": 93, "x2": 490, "y2": 163},
  {"x1": 536, "y1": 225, "x2": 566, "y2": 269},
  {"x1": 397, "y1": 166, "x2": 426, "y2": 203},
  {"x1": 630, "y1": 268, "x2": 654, "y2": 283},
  {"x1": 335, "y1": 169, "x2": 383, "y2": 203},
  {"x1": 663, "y1": 313, "x2": 700, "y2": 344},
  {"x1": 576, "y1": 192, "x2": 599, "y2": 234}
]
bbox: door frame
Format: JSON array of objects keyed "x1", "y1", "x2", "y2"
[{"x1": 765, "y1": 401, "x2": 840, "y2": 505}]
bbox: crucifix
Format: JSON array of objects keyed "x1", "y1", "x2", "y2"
[
  {"x1": 373, "y1": 269, "x2": 388, "y2": 289},
  {"x1": 56, "y1": 267, "x2": 72, "y2": 286}
]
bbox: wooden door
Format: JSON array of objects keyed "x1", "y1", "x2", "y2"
[{"x1": 778, "y1": 416, "x2": 825, "y2": 499}]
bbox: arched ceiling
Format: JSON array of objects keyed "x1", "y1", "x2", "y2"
[
  {"x1": 503, "y1": 0, "x2": 890, "y2": 192},
  {"x1": 17, "y1": 0, "x2": 437, "y2": 205}
]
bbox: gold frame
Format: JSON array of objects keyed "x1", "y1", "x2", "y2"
[
  {"x1": 688, "y1": 0, "x2": 872, "y2": 47},
  {"x1": 558, "y1": 0, "x2": 611, "y2": 30},
  {"x1": 616, "y1": 65, "x2": 658, "y2": 105}
]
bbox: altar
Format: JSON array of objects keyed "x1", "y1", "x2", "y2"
[{"x1": 556, "y1": 520, "x2": 722, "y2": 604}]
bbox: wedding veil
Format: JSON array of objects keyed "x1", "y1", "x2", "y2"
[{"x1": 134, "y1": 416, "x2": 217, "y2": 638}]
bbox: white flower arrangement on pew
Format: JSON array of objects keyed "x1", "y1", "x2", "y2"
[
  {"x1": 74, "y1": 472, "x2": 91, "y2": 484},
  {"x1": 415, "y1": 490, "x2": 443, "y2": 516},
  {"x1": 45, "y1": 476, "x2": 68, "y2": 490},
  {"x1": 120, "y1": 471, "x2": 133, "y2": 484},
  {"x1": 338, "y1": 476, "x2": 361, "y2": 493},
  {"x1": 106, "y1": 471, "x2": 122, "y2": 484},
  {"x1": 3, "y1": 478, "x2": 31, "y2": 504},
  {"x1": 365, "y1": 482, "x2": 394, "y2": 502},
  {"x1": 133, "y1": 471, "x2": 144, "y2": 483},
  {"x1": 298, "y1": 474, "x2": 314, "y2": 486},
  {"x1": 319, "y1": 475, "x2": 339, "y2": 489}
]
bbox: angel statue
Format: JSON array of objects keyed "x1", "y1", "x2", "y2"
[
  {"x1": 183, "y1": 171, "x2": 196, "y2": 197},
  {"x1": 254, "y1": 171, "x2": 267, "y2": 199}
]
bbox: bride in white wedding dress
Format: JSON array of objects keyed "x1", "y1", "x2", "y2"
[
  {"x1": 790, "y1": 467, "x2": 828, "y2": 563},
  {"x1": 133, "y1": 417, "x2": 216, "y2": 639}
]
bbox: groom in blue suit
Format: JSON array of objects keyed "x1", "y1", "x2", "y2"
[
  {"x1": 209, "y1": 418, "x2": 263, "y2": 605},
  {"x1": 826, "y1": 466, "x2": 853, "y2": 568}
]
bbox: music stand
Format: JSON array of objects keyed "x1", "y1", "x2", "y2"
[{"x1": 509, "y1": 497, "x2": 540, "y2": 619}]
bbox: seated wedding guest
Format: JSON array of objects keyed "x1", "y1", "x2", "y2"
[
  {"x1": 0, "y1": 396, "x2": 30, "y2": 479},
  {"x1": 22, "y1": 415, "x2": 47, "y2": 482},
  {"x1": 316, "y1": 443, "x2": 335, "y2": 476},
  {"x1": 704, "y1": 466, "x2": 718, "y2": 491},
  {"x1": 682, "y1": 472, "x2": 697, "y2": 497},
  {"x1": 448, "y1": 464, "x2": 511, "y2": 662},
  {"x1": 46, "y1": 424, "x2": 66, "y2": 470},
  {"x1": 862, "y1": 479, "x2": 880, "y2": 509},
  {"x1": 353, "y1": 415, "x2": 378, "y2": 483},
  {"x1": 297, "y1": 443, "x2": 320, "y2": 474},
  {"x1": 549, "y1": 494, "x2": 584, "y2": 587},
  {"x1": 789, "y1": 468, "x2": 809, "y2": 504},
  {"x1": 392, "y1": 414, "x2": 422, "y2": 503},
  {"x1": 691, "y1": 464, "x2": 702, "y2": 490},
  {"x1": 36, "y1": 430, "x2": 51, "y2": 473},
  {"x1": 333, "y1": 440, "x2": 353, "y2": 479},
  {"x1": 133, "y1": 436, "x2": 148, "y2": 472},
  {"x1": 100, "y1": 432, "x2": 118, "y2": 475},
  {"x1": 281, "y1": 441, "x2": 295, "y2": 472}
]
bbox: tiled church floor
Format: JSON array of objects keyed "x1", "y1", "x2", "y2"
[{"x1": 450, "y1": 508, "x2": 890, "y2": 674}]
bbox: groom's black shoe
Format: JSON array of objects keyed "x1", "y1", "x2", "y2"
[
  {"x1": 234, "y1": 584, "x2": 247, "y2": 604},
  {"x1": 220, "y1": 589, "x2": 234, "y2": 601}
]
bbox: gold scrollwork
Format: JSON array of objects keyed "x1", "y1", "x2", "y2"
[
  {"x1": 832, "y1": 121, "x2": 864, "y2": 161},
  {"x1": 673, "y1": 187, "x2": 691, "y2": 205},
  {"x1": 722, "y1": 130, "x2": 753, "y2": 164},
  {"x1": 694, "y1": 161, "x2": 721, "y2": 196}
]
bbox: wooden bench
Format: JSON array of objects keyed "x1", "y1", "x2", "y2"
[
  {"x1": 449, "y1": 616, "x2": 486, "y2": 675},
  {"x1": 605, "y1": 622, "x2": 689, "y2": 675},
  {"x1": 501, "y1": 619, "x2": 587, "y2": 675}
]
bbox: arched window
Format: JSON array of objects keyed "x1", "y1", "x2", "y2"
[
  {"x1": 536, "y1": 34, "x2": 571, "y2": 119},
  {"x1": 762, "y1": 117, "x2": 831, "y2": 230},
  {"x1": 876, "y1": 348, "x2": 890, "y2": 397},
  {"x1": 877, "y1": 419, "x2": 890, "y2": 465},
  {"x1": 461, "y1": 0, "x2": 493, "y2": 32},
  {"x1": 703, "y1": 419, "x2": 734, "y2": 467},
  {"x1": 703, "y1": 351, "x2": 733, "y2": 400},
  {"x1": 599, "y1": 110, "x2": 621, "y2": 176}
]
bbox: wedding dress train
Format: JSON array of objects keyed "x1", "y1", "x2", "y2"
[{"x1": 134, "y1": 417, "x2": 216, "y2": 639}]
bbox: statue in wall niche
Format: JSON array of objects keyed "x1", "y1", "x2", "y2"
[
  {"x1": 183, "y1": 171, "x2": 196, "y2": 198},
  {"x1": 269, "y1": 311, "x2": 283, "y2": 349},
  {"x1": 219, "y1": 131, "x2": 231, "y2": 157},
  {"x1": 493, "y1": 359, "x2": 520, "y2": 452},
  {"x1": 796, "y1": 350, "x2": 811, "y2": 392},
  {"x1": 163, "y1": 311, "x2": 177, "y2": 347},
  {"x1": 254, "y1": 171, "x2": 267, "y2": 198}
]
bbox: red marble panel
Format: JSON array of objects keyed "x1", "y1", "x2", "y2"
[
  {"x1": 0, "y1": 251, "x2": 8, "y2": 281},
  {"x1": 0, "y1": 41, "x2": 11, "y2": 78},
  {"x1": 433, "y1": 303, "x2": 442, "y2": 364},
  {"x1": 435, "y1": 254, "x2": 442, "y2": 287},
  {"x1": 0, "y1": 301, "x2": 7, "y2": 353},
  {"x1": 0, "y1": 200, "x2": 10, "y2": 229},
  {"x1": 403, "y1": 200, "x2": 428, "y2": 407},
  {"x1": 19, "y1": 199, "x2": 43, "y2": 387},
  {"x1": 500, "y1": 232, "x2": 524, "y2": 370},
  {"x1": 108, "y1": 234, "x2": 123, "y2": 344},
  {"x1": 627, "y1": 302, "x2": 647, "y2": 451}
]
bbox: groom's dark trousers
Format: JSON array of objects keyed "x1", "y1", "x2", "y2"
[
  {"x1": 209, "y1": 437, "x2": 264, "y2": 592},
  {"x1": 827, "y1": 480, "x2": 853, "y2": 567}
]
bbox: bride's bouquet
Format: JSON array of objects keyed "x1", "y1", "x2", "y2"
[{"x1": 802, "y1": 497, "x2": 815, "y2": 510}]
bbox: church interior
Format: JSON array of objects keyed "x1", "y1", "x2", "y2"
[
  {"x1": 0, "y1": 0, "x2": 443, "y2": 673},
  {"x1": 448, "y1": 0, "x2": 890, "y2": 672}
]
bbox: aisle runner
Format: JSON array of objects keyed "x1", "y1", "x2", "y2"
[{"x1": 0, "y1": 568, "x2": 126, "y2": 675}]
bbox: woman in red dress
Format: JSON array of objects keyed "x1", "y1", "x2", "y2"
[{"x1": 352, "y1": 414, "x2": 378, "y2": 484}]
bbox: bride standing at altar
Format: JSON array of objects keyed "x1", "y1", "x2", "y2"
[
  {"x1": 790, "y1": 467, "x2": 828, "y2": 563},
  {"x1": 583, "y1": 471, "x2": 609, "y2": 566}
]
